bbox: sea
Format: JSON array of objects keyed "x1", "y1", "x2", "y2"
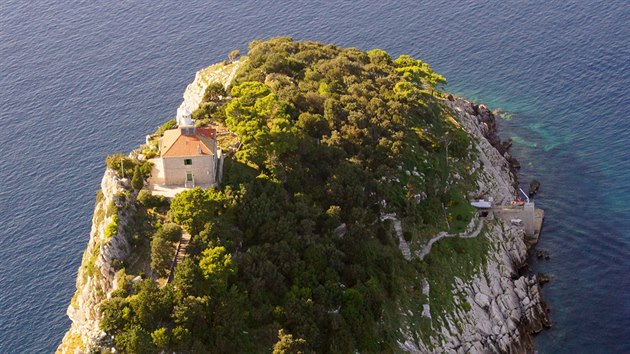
[{"x1": 1, "y1": 0, "x2": 628, "y2": 352}]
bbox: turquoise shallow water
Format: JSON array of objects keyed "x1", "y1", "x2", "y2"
[{"x1": 1, "y1": 1, "x2": 629, "y2": 352}]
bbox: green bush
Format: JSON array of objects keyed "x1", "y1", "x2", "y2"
[
  {"x1": 131, "y1": 166, "x2": 144, "y2": 190},
  {"x1": 156, "y1": 223, "x2": 182, "y2": 242},
  {"x1": 137, "y1": 190, "x2": 168, "y2": 209},
  {"x1": 105, "y1": 154, "x2": 136, "y2": 178},
  {"x1": 150, "y1": 234, "x2": 174, "y2": 278},
  {"x1": 154, "y1": 119, "x2": 176, "y2": 136},
  {"x1": 105, "y1": 215, "x2": 119, "y2": 238}
]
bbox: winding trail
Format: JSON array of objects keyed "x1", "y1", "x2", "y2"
[
  {"x1": 415, "y1": 217, "x2": 484, "y2": 260},
  {"x1": 382, "y1": 213, "x2": 484, "y2": 262},
  {"x1": 381, "y1": 213, "x2": 412, "y2": 260}
]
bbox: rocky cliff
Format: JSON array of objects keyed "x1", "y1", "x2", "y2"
[
  {"x1": 57, "y1": 62, "x2": 240, "y2": 354},
  {"x1": 397, "y1": 97, "x2": 550, "y2": 353},
  {"x1": 58, "y1": 60, "x2": 548, "y2": 353},
  {"x1": 178, "y1": 60, "x2": 241, "y2": 112},
  {"x1": 57, "y1": 170, "x2": 132, "y2": 353}
]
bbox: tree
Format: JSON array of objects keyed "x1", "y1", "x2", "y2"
[
  {"x1": 199, "y1": 246, "x2": 235, "y2": 290},
  {"x1": 273, "y1": 329, "x2": 307, "y2": 354},
  {"x1": 99, "y1": 297, "x2": 130, "y2": 333},
  {"x1": 151, "y1": 233, "x2": 174, "y2": 277},
  {"x1": 367, "y1": 48, "x2": 392, "y2": 66},
  {"x1": 157, "y1": 223, "x2": 182, "y2": 242},
  {"x1": 151, "y1": 327, "x2": 171, "y2": 349},
  {"x1": 172, "y1": 258, "x2": 203, "y2": 301},
  {"x1": 170, "y1": 187, "x2": 222, "y2": 235},
  {"x1": 115, "y1": 325, "x2": 154, "y2": 354},
  {"x1": 131, "y1": 165, "x2": 144, "y2": 190},
  {"x1": 129, "y1": 280, "x2": 173, "y2": 329},
  {"x1": 225, "y1": 81, "x2": 297, "y2": 168},
  {"x1": 228, "y1": 49, "x2": 241, "y2": 63}
]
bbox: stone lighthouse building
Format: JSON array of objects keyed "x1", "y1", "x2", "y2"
[{"x1": 148, "y1": 106, "x2": 222, "y2": 188}]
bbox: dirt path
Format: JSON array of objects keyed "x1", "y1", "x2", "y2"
[
  {"x1": 381, "y1": 213, "x2": 412, "y2": 261},
  {"x1": 415, "y1": 217, "x2": 484, "y2": 260}
]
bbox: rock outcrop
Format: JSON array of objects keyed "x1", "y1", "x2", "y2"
[
  {"x1": 398, "y1": 97, "x2": 549, "y2": 353},
  {"x1": 57, "y1": 170, "x2": 132, "y2": 353},
  {"x1": 58, "y1": 61, "x2": 548, "y2": 353},
  {"x1": 57, "y1": 62, "x2": 240, "y2": 354},
  {"x1": 179, "y1": 60, "x2": 242, "y2": 112}
]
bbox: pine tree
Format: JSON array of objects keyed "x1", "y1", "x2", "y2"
[{"x1": 132, "y1": 165, "x2": 144, "y2": 190}]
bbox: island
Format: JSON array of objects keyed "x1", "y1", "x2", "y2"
[{"x1": 57, "y1": 37, "x2": 549, "y2": 354}]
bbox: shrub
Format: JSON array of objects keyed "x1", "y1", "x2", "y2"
[
  {"x1": 137, "y1": 190, "x2": 168, "y2": 209},
  {"x1": 139, "y1": 161, "x2": 153, "y2": 179},
  {"x1": 151, "y1": 235, "x2": 174, "y2": 278},
  {"x1": 154, "y1": 119, "x2": 176, "y2": 136},
  {"x1": 152, "y1": 327, "x2": 171, "y2": 349},
  {"x1": 228, "y1": 49, "x2": 241, "y2": 63},
  {"x1": 105, "y1": 215, "x2": 119, "y2": 238},
  {"x1": 156, "y1": 223, "x2": 182, "y2": 242},
  {"x1": 203, "y1": 82, "x2": 227, "y2": 103},
  {"x1": 105, "y1": 154, "x2": 136, "y2": 178},
  {"x1": 131, "y1": 166, "x2": 144, "y2": 190}
]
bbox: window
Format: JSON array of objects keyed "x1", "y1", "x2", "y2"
[{"x1": 184, "y1": 159, "x2": 192, "y2": 165}]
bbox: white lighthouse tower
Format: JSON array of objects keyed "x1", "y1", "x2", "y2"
[
  {"x1": 177, "y1": 106, "x2": 194, "y2": 127},
  {"x1": 176, "y1": 105, "x2": 194, "y2": 135}
]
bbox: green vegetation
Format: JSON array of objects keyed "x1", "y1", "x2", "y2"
[
  {"x1": 105, "y1": 153, "x2": 153, "y2": 180},
  {"x1": 131, "y1": 166, "x2": 144, "y2": 190},
  {"x1": 150, "y1": 223, "x2": 182, "y2": 277},
  {"x1": 104, "y1": 215, "x2": 119, "y2": 239},
  {"x1": 228, "y1": 49, "x2": 241, "y2": 63},
  {"x1": 421, "y1": 227, "x2": 489, "y2": 323},
  {"x1": 155, "y1": 119, "x2": 177, "y2": 136},
  {"x1": 100, "y1": 37, "x2": 486, "y2": 353}
]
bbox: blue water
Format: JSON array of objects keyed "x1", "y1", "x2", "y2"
[{"x1": 1, "y1": 1, "x2": 628, "y2": 352}]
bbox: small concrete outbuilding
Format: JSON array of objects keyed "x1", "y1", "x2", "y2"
[{"x1": 148, "y1": 106, "x2": 222, "y2": 190}]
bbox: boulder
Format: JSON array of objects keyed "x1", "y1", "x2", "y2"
[
  {"x1": 529, "y1": 179, "x2": 541, "y2": 197},
  {"x1": 475, "y1": 293, "x2": 490, "y2": 308}
]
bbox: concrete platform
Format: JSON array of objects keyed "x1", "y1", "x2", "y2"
[
  {"x1": 148, "y1": 184, "x2": 213, "y2": 198},
  {"x1": 493, "y1": 204, "x2": 545, "y2": 245}
]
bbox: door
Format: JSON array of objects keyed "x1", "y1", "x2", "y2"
[{"x1": 185, "y1": 171, "x2": 194, "y2": 187}]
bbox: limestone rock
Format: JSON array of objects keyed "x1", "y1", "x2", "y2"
[
  {"x1": 58, "y1": 61, "x2": 243, "y2": 354},
  {"x1": 474, "y1": 293, "x2": 490, "y2": 309},
  {"x1": 396, "y1": 96, "x2": 549, "y2": 353}
]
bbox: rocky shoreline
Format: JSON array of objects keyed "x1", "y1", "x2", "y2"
[
  {"x1": 57, "y1": 62, "x2": 550, "y2": 353},
  {"x1": 417, "y1": 95, "x2": 551, "y2": 353}
]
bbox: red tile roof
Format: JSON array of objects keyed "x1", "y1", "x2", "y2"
[{"x1": 160, "y1": 127, "x2": 216, "y2": 157}]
